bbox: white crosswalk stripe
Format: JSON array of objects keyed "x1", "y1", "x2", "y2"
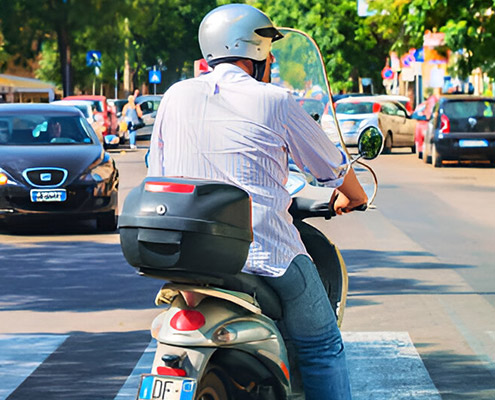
[
  {"x1": 114, "y1": 339, "x2": 157, "y2": 400},
  {"x1": 344, "y1": 332, "x2": 441, "y2": 400},
  {"x1": 0, "y1": 332, "x2": 440, "y2": 399},
  {"x1": 0, "y1": 334, "x2": 69, "y2": 400}
]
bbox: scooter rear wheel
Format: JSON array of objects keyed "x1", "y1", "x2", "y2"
[{"x1": 196, "y1": 367, "x2": 231, "y2": 400}]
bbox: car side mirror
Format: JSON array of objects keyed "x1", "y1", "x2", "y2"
[{"x1": 357, "y1": 126, "x2": 383, "y2": 160}]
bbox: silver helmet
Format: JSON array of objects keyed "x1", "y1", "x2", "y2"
[{"x1": 198, "y1": 4, "x2": 283, "y2": 66}]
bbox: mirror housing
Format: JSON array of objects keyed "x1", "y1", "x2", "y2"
[{"x1": 357, "y1": 126, "x2": 383, "y2": 160}]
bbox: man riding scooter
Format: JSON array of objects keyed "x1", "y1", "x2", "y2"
[{"x1": 147, "y1": 4, "x2": 367, "y2": 399}]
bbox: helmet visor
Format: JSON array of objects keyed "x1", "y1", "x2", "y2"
[{"x1": 255, "y1": 27, "x2": 284, "y2": 42}]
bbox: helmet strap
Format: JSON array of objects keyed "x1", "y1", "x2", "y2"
[{"x1": 252, "y1": 59, "x2": 267, "y2": 82}]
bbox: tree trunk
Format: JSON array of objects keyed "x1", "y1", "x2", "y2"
[{"x1": 57, "y1": 26, "x2": 72, "y2": 97}]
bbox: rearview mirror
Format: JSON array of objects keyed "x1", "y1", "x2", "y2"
[{"x1": 357, "y1": 126, "x2": 383, "y2": 160}]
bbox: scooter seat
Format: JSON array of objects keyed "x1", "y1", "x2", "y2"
[
  {"x1": 139, "y1": 267, "x2": 283, "y2": 320},
  {"x1": 219, "y1": 273, "x2": 283, "y2": 320}
]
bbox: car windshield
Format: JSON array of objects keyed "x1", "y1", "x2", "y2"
[
  {"x1": 336, "y1": 102, "x2": 374, "y2": 115},
  {"x1": 72, "y1": 105, "x2": 90, "y2": 118},
  {"x1": 0, "y1": 114, "x2": 96, "y2": 145}
]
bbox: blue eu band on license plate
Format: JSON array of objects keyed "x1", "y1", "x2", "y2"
[
  {"x1": 30, "y1": 189, "x2": 67, "y2": 202},
  {"x1": 138, "y1": 374, "x2": 196, "y2": 400}
]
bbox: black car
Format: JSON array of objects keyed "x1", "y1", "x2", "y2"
[
  {"x1": 424, "y1": 95, "x2": 495, "y2": 167},
  {"x1": 0, "y1": 104, "x2": 119, "y2": 231}
]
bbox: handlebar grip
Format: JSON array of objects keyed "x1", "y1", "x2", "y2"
[{"x1": 351, "y1": 203, "x2": 368, "y2": 212}]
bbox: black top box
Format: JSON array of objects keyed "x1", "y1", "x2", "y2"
[{"x1": 119, "y1": 177, "x2": 253, "y2": 279}]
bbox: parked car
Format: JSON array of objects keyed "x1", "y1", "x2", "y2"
[
  {"x1": 107, "y1": 98, "x2": 128, "y2": 117},
  {"x1": 423, "y1": 95, "x2": 495, "y2": 167},
  {"x1": 135, "y1": 95, "x2": 162, "y2": 137},
  {"x1": 63, "y1": 95, "x2": 120, "y2": 143},
  {"x1": 376, "y1": 94, "x2": 413, "y2": 113},
  {"x1": 50, "y1": 99, "x2": 105, "y2": 144},
  {"x1": 0, "y1": 104, "x2": 119, "y2": 231},
  {"x1": 375, "y1": 99, "x2": 416, "y2": 153},
  {"x1": 334, "y1": 96, "x2": 379, "y2": 146}
]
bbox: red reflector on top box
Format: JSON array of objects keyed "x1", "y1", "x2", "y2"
[{"x1": 145, "y1": 182, "x2": 195, "y2": 193}]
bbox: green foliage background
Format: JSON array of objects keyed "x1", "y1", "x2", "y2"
[{"x1": 0, "y1": 0, "x2": 494, "y2": 95}]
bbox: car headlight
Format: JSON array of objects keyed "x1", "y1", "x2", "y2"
[
  {"x1": 78, "y1": 154, "x2": 114, "y2": 183},
  {"x1": 0, "y1": 168, "x2": 18, "y2": 186}
]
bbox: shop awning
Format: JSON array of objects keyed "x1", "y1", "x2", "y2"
[{"x1": 0, "y1": 74, "x2": 56, "y2": 102}]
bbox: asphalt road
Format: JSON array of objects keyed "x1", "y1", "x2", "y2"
[{"x1": 0, "y1": 144, "x2": 494, "y2": 399}]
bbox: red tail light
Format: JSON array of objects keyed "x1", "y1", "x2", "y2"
[
  {"x1": 170, "y1": 310, "x2": 205, "y2": 331},
  {"x1": 372, "y1": 103, "x2": 381, "y2": 113},
  {"x1": 440, "y1": 114, "x2": 450, "y2": 134},
  {"x1": 145, "y1": 182, "x2": 195, "y2": 193},
  {"x1": 157, "y1": 366, "x2": 187, "y2": 377}
]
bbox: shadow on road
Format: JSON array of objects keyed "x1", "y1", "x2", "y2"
[
  {"x1": 341, "y1": 249, "x2": 484, "y2": 305},
  {"x1": 0, "y1": 239, "x2": 161, "y2": 312}
]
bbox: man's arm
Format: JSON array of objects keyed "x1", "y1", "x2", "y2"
[{"x1": 331, "y1": 168, "x2": 368, "y2": 215}]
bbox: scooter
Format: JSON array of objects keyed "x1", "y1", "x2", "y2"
[{"x1": 119, "y1": 29, "x2": 383, "y2": 400}]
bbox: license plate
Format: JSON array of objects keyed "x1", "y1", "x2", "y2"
[
  {"x1": 458, "y1": 139, "x2": 489, "y2": 148},
  {"x1": 342, "y1": 120, "x2": 356, "y2": 129},
  {"x1": 30, "y1": 189, "x2": 67, "y2": 202},
  {"x1": 137, "y1": 374, "x2": 196, "y2": 400}
]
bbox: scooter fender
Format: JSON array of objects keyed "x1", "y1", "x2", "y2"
[{"x1": 152, "y1": 294, "x2": 291, "y2": 391}]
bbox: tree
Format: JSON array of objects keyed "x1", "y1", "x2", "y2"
[
  {"x1": 366, "y1": 0, "x2": 495, "y2": 79},
  {"x1": 0, "y1": 0, "x2": 223, "y2": 96},
  {"x1": 252, "y1": 0, "x2": 392, "y2": 92},
  {"x1": 0, "y1": 0, "x2": 126, "y2": 96}
]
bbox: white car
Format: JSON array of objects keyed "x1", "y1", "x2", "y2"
[{"x1": 334, "y1": 96, "x2": 379, "y2": 146}]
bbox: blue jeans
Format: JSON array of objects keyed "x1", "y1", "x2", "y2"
[
  {"x1": 129, "y1": 128, "x2": 136, "y2": 146},
  {"x1": 262, "y1": 255, "x2": 352, "y2": 400}
]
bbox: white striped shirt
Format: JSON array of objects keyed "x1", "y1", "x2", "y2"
[{"x1": 148, "y1": 63, "x2": 347, "y2": 276}]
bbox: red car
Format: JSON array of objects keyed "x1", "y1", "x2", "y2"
[{"x1": 63, "y1": 95, "x2": 119, "y2": 140}]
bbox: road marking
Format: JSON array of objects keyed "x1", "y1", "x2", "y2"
[
  {"x1": 344, "y1": 332, "x2": 441, "y2": 399},
  {"x1": 115, "y1": 332, "x2": 440, "y2": 399},
  {"x1": 0, "y1": 334, "x2": 68, "y2": 400},
  {"x1": 0, "y1": 332, "x2": 441, "y2": 399},
  {"x1": 114, "y1": 339, "x2": 157, "y2": 399}
]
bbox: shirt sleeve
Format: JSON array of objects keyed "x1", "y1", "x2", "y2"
[
  {"x1": 147, "y1": 94, "x2": 167, "y2": 176},
  {"x1": 284, "y1": 94, "x2": 348, "y2": 188}
]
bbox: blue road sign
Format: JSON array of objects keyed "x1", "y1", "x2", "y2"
[
  {"x1": 414, "y1": 48, "x2": 425, "y2": 63},
  {"x1": 86, "y1": 50, "x2": 102, "y2": 68},
  {"x1": 149, "y1": 70, "x2": 162, "y2": 84}
]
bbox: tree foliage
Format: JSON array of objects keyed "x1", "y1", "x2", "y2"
[
  {"x1": 366, "y1": 0, "x2": 495, "y2": 79},
  {"x1": 0, "y1": 0, "x2": 220, "y2": 95},
  {"x1": 252, "y1": 0, "x2": 391, "y2": 92},
  {"x1": 1, "y1": 0, "x2": 494, "y2": 95}
]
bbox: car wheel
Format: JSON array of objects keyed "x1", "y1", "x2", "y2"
[
  {"x1": 431, "y1": 144, "x2": 442, "y2": 168},
  {"x1": 383, "y1": 133, "x2": 393, "y2": 154},
  {"x1": 415, "y1": 141, "x2": 423, "y2": 159},
  {"x1": 96, "y1": 211, "x2": 118, "y2": 232}
]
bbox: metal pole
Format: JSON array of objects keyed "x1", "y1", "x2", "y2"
[
  {"x1": 154, "y1": 66, "x2": 157, "y2": 95},
  {"x1": 114, "y1": 68, "x2": 118, "y2": 99}
]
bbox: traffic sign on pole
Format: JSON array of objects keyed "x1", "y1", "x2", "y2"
[
  {"x1": 381, "y1": 67, "x2": 394, "y2": 80},
  {"x1": 86, "y1": 50, "x2": 102, "y2": 68},
  {"x1": 149, "y1": 70, "x2": 162, "y2": 84}
]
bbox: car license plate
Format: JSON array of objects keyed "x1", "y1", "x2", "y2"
[
  {"x1": 459, "y1": 139, "x2": 489, "y2": 148},
  {"x1": 137, "y1": 374, "x2": 196, "y2": 400},
  {"x1": 30, "y1": 189, "x2": 67, "y2": 202}
]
